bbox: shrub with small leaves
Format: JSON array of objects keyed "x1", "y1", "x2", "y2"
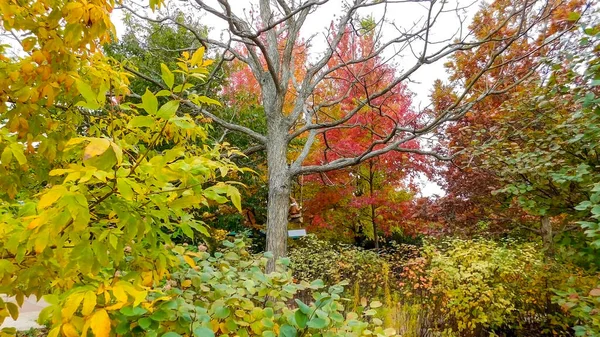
[
  {"x1": 288, "y1": 235, "x2": 417, "y2": 300},
  {"x1": 400, "y1": 238, "x2": 592, "y2": 336}
]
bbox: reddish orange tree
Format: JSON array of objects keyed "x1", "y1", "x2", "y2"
[
  {"x1": 428, "y1": 0, "x2": 586, "y2": 237},
  {"x1": 300, "y1": 27, "x2": 428, "y2": 247}
]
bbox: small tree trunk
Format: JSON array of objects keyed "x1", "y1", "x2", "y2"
[
  {"x1": 371, "y1": 204, "x2": 379, "y2": 249},
  {"x1": 265, "y1": 123, "x2": 291, "y2": 273},
  {"x1": 368, "y1": 162, "x2": 379, "y2": 249},
  {"x1": 541, "y1": 215, "x2": 553, "y2": 253}
]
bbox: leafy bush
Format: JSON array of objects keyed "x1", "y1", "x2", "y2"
[
  {"x1": 400, "y1": 238, "x2": 589, "y2": 336},
  {"x1": 554, "y1": 280, "x2": 600, "y2": 337},
  {"x1": 288, "y1": 235, "x2": 419, "y2": 301},
  {"x1": 32, "y1": 240, "x2": 396, "y2": 337}
]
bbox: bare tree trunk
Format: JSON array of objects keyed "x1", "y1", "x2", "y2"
[
  {"x1": 368, "y1": 162, "x2": 379, "y2": 249},
  {"x1": 371, "y1": 204, "x2": 379, "y2": 250},
  {"x1": 541, "y1": 215, "x2": 553, "y2": 253},
  {"x1": 265, "y1": 105, "x2": 290, "y2": 272}
]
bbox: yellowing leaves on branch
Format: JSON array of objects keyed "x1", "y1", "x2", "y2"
[{"x1": 0, "y1": 0, "x2": 248, "y2": 336}]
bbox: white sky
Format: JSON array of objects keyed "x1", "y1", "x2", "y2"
[{"x1": 112, "y1": 0, "x2": 482, "y2": 196}]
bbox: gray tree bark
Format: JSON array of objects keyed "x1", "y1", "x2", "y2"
[{"x1": 264, "y1": 113, "x2": 291, "y2": 271}]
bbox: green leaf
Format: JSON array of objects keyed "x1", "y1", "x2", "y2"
[
  {"x1": 575, "y1": 201, "x2": 592, "y2": 210},
  {"x1": 156, "y1": 90, "x2": 171, "y2": 97},
  {"x1": 193, "y1": 327, "x2": 215, "y2": 337},
  {"x1": 294, "y1": 300, "x2": 311, "y2": 315},
  {"x1": 191, "y1": 94, "x2": 221, "y2": 107},
  {"x1": 157, "y1": 100, "x2": 180, "y2": 119},
  {"x1": 214, "y1": 306, "x2": 231, "y2": 319},
  {"x1": 173, "y1": 83, "x2": 194, "y2": 93},
  {"x1": 309, "y1": 279, "x2": 325, "y2": 289},
  {"x1": 161, "y1": 63, "x2": 175, "y2": 89},
  {"x1": 306, "y1": 317, "x2": 327, "y2": 329},
  {"x1": 76, "y1": 80, "x2": 99, "y2": 108},
  {"x1": 150, "y1": 309, "x2": 168, "y2": 321},
  {"x1": 294, "y1": 310, "x2": 307, "y2": 329},
  {"x1": 128, "y1": 116, "x2": 156, "y2": 128},
  {"x1": 170, "y1": 116, "x2": 195, "y2": 129},
  {"x1": 117, "y1": 179, "x2": 134, "y2": 200},
  {"x1": 141, "y1": 89, "x2": 158, "y2": 115},
  {"x1": 567, "y1": 11, "x2": 581, "y2": 21},
  {"x1": 120, "y1": 306, "x2": 147, "y2": 317},
  {"x1": 162, "y1": 333, "x2": 182, "y2": 337},
  {"x1": 278, "y1": 324, "x2": 297, "y2": 337}
]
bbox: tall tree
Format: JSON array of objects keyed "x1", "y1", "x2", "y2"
[
  {"x1": 124, "y1": 0, "x2": 580, "y2": 267},
  {"x1": 431, "y1": 0, "x2": 588, "y2": 242},
  {"x1": 299, "y1": 25, "x2": 425, "y2": 248}
]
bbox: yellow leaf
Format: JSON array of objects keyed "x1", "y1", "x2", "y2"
[
  {"x1": 33, "y1": 230, "x2": 50, "y2": 253},
  {"x1": 38, "y1": 186, "x2": 66, "y2": 210},
  {"x1": 27, "y1": 215, "x2": 46, "y2": 230},
  {"x1": 183, "y1": 255, "x2": 196, "y2": 268},
  {"x1": 190, "y1": 47, "x2": 205, "y2": 66},
  {"x1": 90, "y1": 309, "x2": 111, "y2": 337},
  {"x1": 32, "y1": 50, "x2": 46, "y2": 64},
  {"x1": 141, "y1": 271, "x2": 153, "y2": 287},
  {"x1": 210, "y1": 319, "x2": 219, "y2": 332},
  {"x1": 61, "y1": 292, "x2": 85, "y2": 320},
  {"x1": 65, "y1": 137, "x2": 86, "y2": 148},
  {"x1": 112, "y1": 285, "x2": 128, "y2": 303},
  {"x1": 110, "y1": 142, "x2": 123, "y2": 165},
  {"x1": 1, "y1": 146, "x2": 12, "y2": 166},
  {"x1": 84, "y1": 138, "x2": 111, "y2": 160},
  {"x1": 49, "y1": 168, "x2": 75, "y2": 176},
  {"x1": 62, "y1": 323, "x2": 79, "y2": 337},
  {"x1": 47, "y1": 327, "x2": 60, "y2": 337},
  {"x1": 82, "y1": 291, "x2": 97, "y2": 316}
]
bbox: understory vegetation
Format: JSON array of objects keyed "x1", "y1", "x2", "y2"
[{"x1": 288, "y1": 236, "x2": 599, "y2": 337}]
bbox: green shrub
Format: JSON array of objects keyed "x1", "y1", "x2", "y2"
[
  {"x1": 554, "y1": 279, "x2": 600, "y2": 337},
  {"x1": 36, "y1": 239, "x2": 397, "y2": 337}
]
